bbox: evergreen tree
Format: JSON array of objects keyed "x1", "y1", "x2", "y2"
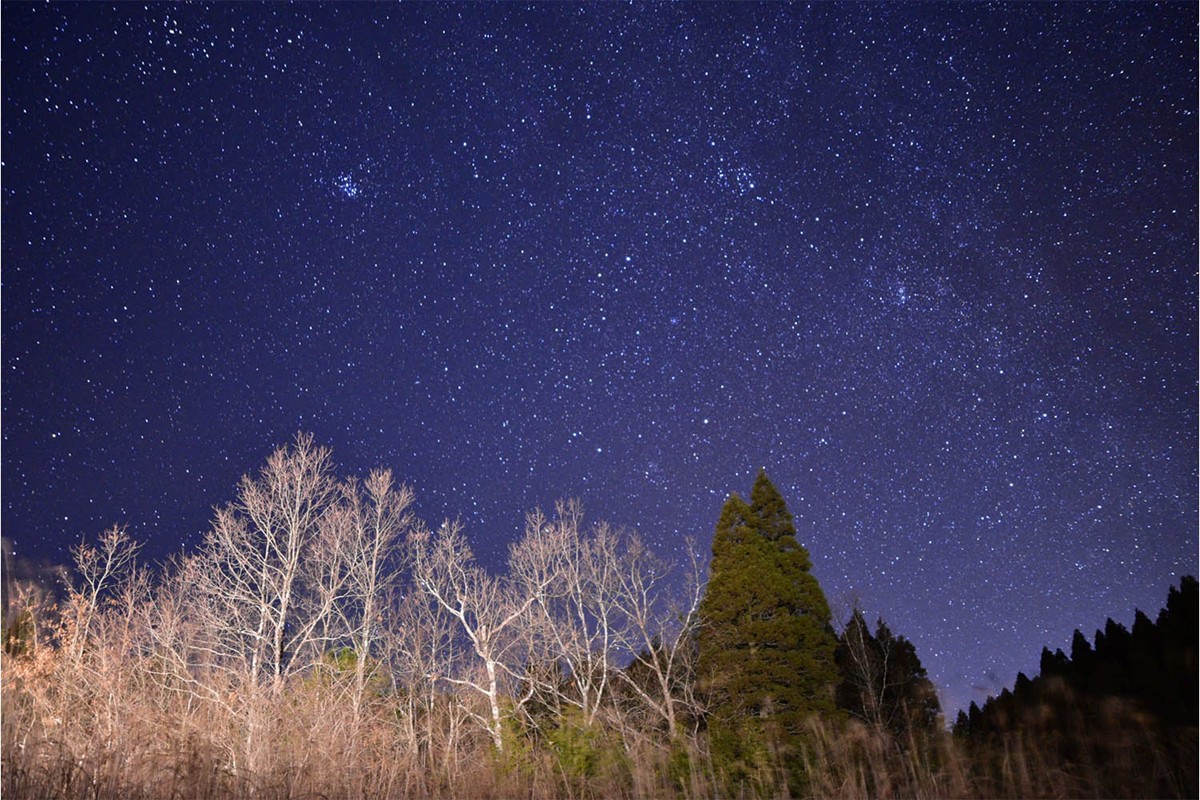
[
  {"x1": 1157, "y1": 575, "x2": 1198, "y2": 725},
  {"x1": 835, "y1": 610, "x2": 942, "y2": 740},
  {"x1": 697, "y1": 470, "x2": 839, "y2": 777},
  {"x1": 967, "y1": 700, "x2": 983, "y2": 733},
  {"x1": 1039, "y1": 646, "x2": 1070, "y2": 679},
  {"x1": 749, "y1": 469, "x2": 800, "y2": 546},
  {"x1": 957, "y1": 575, "x2": 1198, "y2": 799}
]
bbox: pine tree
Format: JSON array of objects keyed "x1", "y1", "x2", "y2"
[
  {"x1": 958, "y1": 574, "x2": 1198, "y2": 789},
  {"x1": 835, "y1": 609, "x2": 942, "y2": 739},
  {"x1": 1156, "y1": 575, "x2": 1197, "y2": 725},
  {"x1": 697, "y1": 470, "x2": 839, "y2": 772}
]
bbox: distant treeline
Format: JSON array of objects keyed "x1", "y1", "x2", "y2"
[{"x1": 952, "y1": 576, "x2": 1197, "y2": 796}]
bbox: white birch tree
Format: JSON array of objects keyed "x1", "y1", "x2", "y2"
[{"x1": 410, "y1": 519, "x2": 555, "y2": 752}]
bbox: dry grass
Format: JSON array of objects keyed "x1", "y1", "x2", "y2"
[
  {"x1": 6, "y1": 645, "x2": 1197, "y2": 800},
  {"x1": 4, "y1": 587, "x2": 1193, "y2": 800}
]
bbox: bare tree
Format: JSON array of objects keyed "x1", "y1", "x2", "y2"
[
  {"x1": 4, "y1": 432, "x2": 737, "y2": 798},
  {"x1": 610, "y1": 535, "x2": 706, "y2": 740},
  {"x1": 839, "y1": 608, "x2": 888, "y2": 731},
  {"x1": 514, "y1": 501, "x2": 620, "y2": 729},
  {"x1": 320, "y1": 469, "x2": 415, "y2": 716},
  {"x1": 385, "y1": 586, "x2": 469, "y2": 783},
  {"x1": 144, "y1": 554, "x2": 239, "y2": 717},
  {"x1": 835, "y1": 608, "x2": 941, "y2": 741},
  {"x1": 191, "y1": 433, "x2": 337, "y2": 690},
  {"x1": 64, "y1": 525, "x2": 141, "y2": 662},
  {"x1": 76, "y1": 563, "x2": 156, "y2": 754},
  {"x1": 179, "y1": 434, "x2": 340, "y2": 776},
  {"x1": 410, "y1": 519, "x2": 555, "y2": 752}
]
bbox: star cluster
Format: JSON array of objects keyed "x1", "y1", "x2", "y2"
[{"x1": 3, "y1": 3, "x2": 1195, "y2": 715}]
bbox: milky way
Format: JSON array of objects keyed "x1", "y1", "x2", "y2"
[{"x1": 3, "y1": 3, "x2": 1195, "y2": 715}]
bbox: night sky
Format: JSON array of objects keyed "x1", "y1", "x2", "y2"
[{"x1": 3, "y1": 3, "x2": 1196, "y2": 716}]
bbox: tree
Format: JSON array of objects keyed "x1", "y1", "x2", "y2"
[
  {"x1": 386, "y1": 583, "x2": 470, "y2": 783},
  {"x1": 697, "y1": 470, "x2": 839, "y2": 771},
  {"x1": 190, "y1": 433, "x2": 339, "y2": 691},
  {"x1": 64, "y1": 525, "x2": 142, "y2": 662},
  {"x1": 515, "y1": 501, "x2": 618, "y2": 730},
  {"x1": 318, "y1": 470, "x2": 414, "y2": 717},
  {"x1": 410, "y1": 518, "x2": 555, "y2": 752},
  {"x1": 834, "y1": 609, "x2": 941, "y2": 740},
  {"x1": 608, "y1": 530, "x2": 705, "y2": 741},
  {"x1": 179, "y1": 434, "x2": 342, "y2": 775},
  {"x1": 744, "y1": 469, "x2": 839, "y2": 723}
]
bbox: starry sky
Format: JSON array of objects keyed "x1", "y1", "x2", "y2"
[{"x1": 2, "y1": 3, "x2": 1196, "y2": 716}]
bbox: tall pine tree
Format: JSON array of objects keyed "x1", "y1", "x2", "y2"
[{"x1": 697, "y1": 470, "x2": 839, "y2": 757}]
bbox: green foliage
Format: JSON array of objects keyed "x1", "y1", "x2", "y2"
[
  {"x1": 544, "y1": 706, "x2": 612, "y2": 781},
  {"x1": 706, "y1": 715, "x2": 775, "y2": 794},
  {"x1": 491, "y1": 701, "x2": 537, "y2": 779},
  {"x1": 697, "y1": 470, "x2": 840, "y2": 785},
  {"x1": 665, "y1": 735, "x2": 692, "y2": 794},
  {"x1": 6, "y1": 431, "x2": 1192, "y2": 798},
  {"x1": 307, "y1": 646, "x2": 389, "y2": 701},
  {"x1": 326, "y1": 646, "x2": 359, "y2": 672},
  {"x1": 539, "y1": 705, "x2": 633, "y2": 794}
]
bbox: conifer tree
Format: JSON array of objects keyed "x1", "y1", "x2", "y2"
[
  {"x1": 697, "y1": 470, "x2": 839, "y2": 768},
  {"x1": 834, "y1": 610, "x2": 941, "y2": 739},
  {"x1": 959, "y1": 574, "x2": 1198, "y2": 778}
]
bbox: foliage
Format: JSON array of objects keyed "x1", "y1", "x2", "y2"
[
  {"x1": 2, "y1": 437, "x2": 1194, "y2": 799},
  {"x1": 835, "y1": 609, "x2": 942, "y2": 740},
  {"x1": 697, "y1": 469, "x2": 840, "y2": 775},
  {"x1": 492, "y1": 700, "x2": 537, "y2": 779},
  {"x1": 694, "y1": 470, "x2": 843, "y2": 795},
  {"x1": 3, "y1": 607, "x2": 37, "y2": 657},
  {"x1": 953, "y1": 576, "x2": 1198, "y2": 798},
  {"x1": 543, "y1": 704, "x2": 628, "y2": 789}
]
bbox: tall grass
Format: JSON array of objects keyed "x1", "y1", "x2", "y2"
[
  {"x1": 955, "y1": 692, "x2": 1198, "y2": 799},
  {"x1": 6, "y1": 646, "x2": 1194, "y2": 800},
  {"x1": 3, "y1": 583, "x2": 1193, "y2": 800}
]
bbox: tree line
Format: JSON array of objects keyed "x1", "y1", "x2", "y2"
[
  {"x1": 2, "y1": 434, "x2": 1194, "y2": 798},
  {"x1": 953, "y1": 575, "x2": 1197, "y2": 797}
]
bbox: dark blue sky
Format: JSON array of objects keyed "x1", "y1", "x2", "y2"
[{"x1": 3, "y1": 2, "x2": 1195, "y2": 716}]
